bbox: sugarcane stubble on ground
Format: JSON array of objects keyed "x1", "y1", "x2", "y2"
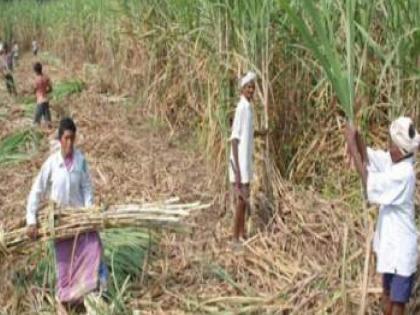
[{"x1": 0, "y1": 54, "x2": 393, "y2": 314}]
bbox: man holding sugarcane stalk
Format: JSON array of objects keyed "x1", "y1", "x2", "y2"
[{"x1": 345, "y1": 117, "x2": 419, "y2": 315}]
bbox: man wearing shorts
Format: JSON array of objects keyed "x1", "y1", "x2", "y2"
[
  {"x1": 229, "y1": 72, "x2": 256, "y2": 244},
  {"x1": 33, "y1": 62, "x2": 53, "y2": 126},
  {"x1": 345, "y1": 117, "x2": 419, "y2": 315}
]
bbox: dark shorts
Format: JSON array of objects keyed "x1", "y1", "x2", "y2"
[
  {"x1": 4, "y1": 73, "x2": 15, "y2": 94},
  {"x1": 34, "y1": 102, "x2": 52, "y2": 124},
  {"x1": 383, "y1": 273, "x2": 415, "y2": 303}
]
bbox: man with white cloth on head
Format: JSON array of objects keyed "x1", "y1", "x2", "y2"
[
  {"x1": 345, "y1": 117, "x2": 420, "y2": 315},
  {"x1": 229, "y1": 71, "x2": 267, "y2": 245}
]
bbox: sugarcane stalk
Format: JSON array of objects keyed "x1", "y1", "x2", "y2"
[{"x1": 0, "y1": 199, "x2": 210, "y2": 255}]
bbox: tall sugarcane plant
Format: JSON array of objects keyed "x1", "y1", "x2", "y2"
[
  {"x1": 279, "y1": 1, "x2": 365, "y2": 312},
  {"x1": 279, "y1": 0, "x2": 356, "y2": 122}
]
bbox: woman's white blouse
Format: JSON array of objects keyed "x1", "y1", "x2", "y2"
[{"x1": 26, "y1": 149, "x2": 94, "y2": 225}]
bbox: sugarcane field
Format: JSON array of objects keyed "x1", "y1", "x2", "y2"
[{"x1": 0, "y1": 0, "x2": 420, "y2": 314}]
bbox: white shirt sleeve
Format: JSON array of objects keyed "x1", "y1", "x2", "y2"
[
  {"x1": 26, "y1": 158, "x2": 52, "y2": 225},
  {"x1": 230, "y1": 103, "x2": 244, "y2": 141},
  {"x1": 80, "y1": 157, "x2": 94, "y2": 208},
  {"x1": 367, "y1": 166, "x2": 411, "y2": 206}
]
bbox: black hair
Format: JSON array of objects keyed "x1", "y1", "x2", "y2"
[
  {"x1": 58, "y1": 117, "x2": 77, "y2": 140},
  {"x1": 33, "y1": 62, "x2": 43, "y2": 74}
]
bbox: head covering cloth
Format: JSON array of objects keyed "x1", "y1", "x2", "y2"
[
  {"x1": 389, "y1": 117, "x2": 420, "y2": 155},
  {"x1": 240, "y1": 71, "x2": 256, "y2": 89}
]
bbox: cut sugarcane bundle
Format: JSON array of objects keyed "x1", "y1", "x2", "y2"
[{"x1": 0, "y1": 198, "x2": 210, "y2": 256}]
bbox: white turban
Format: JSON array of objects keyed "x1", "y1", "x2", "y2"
[
  {"x1": 240, "y1": 71, "x2": 256, "y2": 88},
  {"x1": 389, "y1": 117, "x2": 420, "y2": 155}
]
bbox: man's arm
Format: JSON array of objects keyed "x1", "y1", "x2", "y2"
[
  {"x1": 26, "y1": 158, "x2": 52, "y2": 239},
  {"x1": 345, "y1": 124, "x2": 367, "y2": 187},
  {"x1": 231, "y1": 139, "x2": 241, "y2": 187},
  {"x1": 80, "y1": 157, "x2": 94, "y2": 208},
  {"x1": 355, "y1": 130, "x2": 368, "y2": 165},
  {"x1": 230, "y1": 104, "x2": 244, "y2": 187}
]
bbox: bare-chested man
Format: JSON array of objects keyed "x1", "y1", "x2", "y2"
[{"x1": 33, "y1": 62, "x2": 53, "y2": 126}]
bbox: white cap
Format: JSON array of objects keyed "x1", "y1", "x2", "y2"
[
  {"x1": 389, "y1": 117, "x2": 420, "y2": 155},
  {"x1": 240, "y1": 71, "x2": 256, "y2": 88}
]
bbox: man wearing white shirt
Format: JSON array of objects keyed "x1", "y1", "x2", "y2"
[
  {"x1": 345, "y1": 117, "x2": 420, "y2": 315},
  {"x1": 229, "y1": 71, "x2": 257, "y2": 243}
]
